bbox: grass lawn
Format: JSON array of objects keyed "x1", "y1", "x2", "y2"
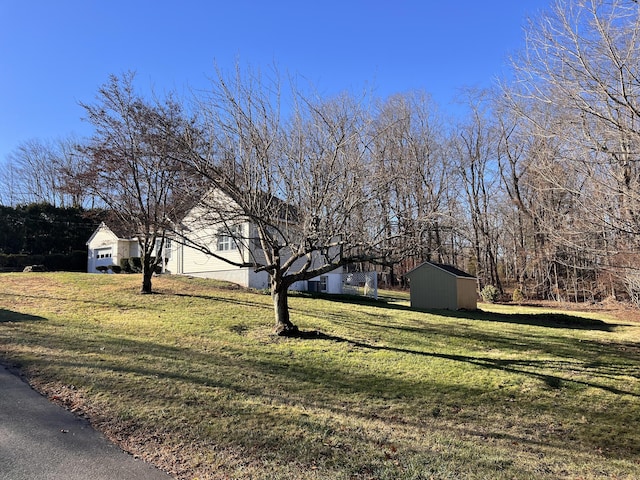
[{"x1": 1, "y1": 272, "x2": 639, "y2": 479}]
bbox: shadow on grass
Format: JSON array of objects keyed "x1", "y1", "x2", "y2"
[
  {"x1": 437, "y1": 308, "x2": 619, "y2": 331},
  {"x1": 0, "y1": 309, "x2": 46, "y2": 323},
  {"x1": 291, "y1": 329, "x2": 639, "y2": 397},
  {"x1": 0, "y1": 293, "x2": 156, "y2": 313},
  {"x1": 174, "y1": 292, "x2": 272, "y2": 310},
  {"x1": 9, "y1": 322, "x2": 640, "y2": 466},
  {"x1": 301, "y1": 292, "x2": 620, "y2": 331}
]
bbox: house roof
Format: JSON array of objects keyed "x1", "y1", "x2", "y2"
[
  {"x1": 406, "y1": 261, "x2": 476, "y2": 279},
  {"x1": 105, "y1": 222, "x2": 133, "y2": 239},
  {"x1": 86, "y1": 222, "x2": 137, "y2": 246},
  {"x1": 199, "y1": 187, "x2": 299, "y2": 222}
]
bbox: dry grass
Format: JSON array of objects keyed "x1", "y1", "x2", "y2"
[{"x1": 1, "y1": 272, "x2": 639, "y2": 479}]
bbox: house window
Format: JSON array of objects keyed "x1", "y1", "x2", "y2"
[
  {"x1": 320, "y1": 275, "x2": 328, "y2": 292},
  {"x1": 217, "y1": 225, "x2": 242, "y2": 251},
  {"x1": 155, "y1": 238, "x2": 172, "y2": 259}
]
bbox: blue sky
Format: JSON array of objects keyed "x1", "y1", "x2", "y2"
[{"x1": 0, "y1": 1, "x2": 548, "y2": 163}]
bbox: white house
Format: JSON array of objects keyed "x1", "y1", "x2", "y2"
[
  {"x1": 166, "y1": 227, "x2": 377, "y2": 296},
  {"x1": 86, "y1": 210, "x2": 377, "y2": 298},
  {"x1": 164, "y1": 197, "x2": 355, "y2": 295}
]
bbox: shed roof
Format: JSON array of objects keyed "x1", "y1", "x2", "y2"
[{"x1": 406, "y1": 261, "x2": 476, "y2": 279}]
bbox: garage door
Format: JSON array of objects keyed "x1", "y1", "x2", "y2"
[{"x1": 95, "y1": 248, "x2": 113, "y2": 267}]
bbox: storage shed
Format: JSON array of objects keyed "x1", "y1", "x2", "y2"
[{"x1": 406, "y1": 262, "x2": 478, "y2": 310}]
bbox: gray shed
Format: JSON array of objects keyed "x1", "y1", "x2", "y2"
[{"x1": 406, "y1": 262, "x2": 478, "y2": 310}]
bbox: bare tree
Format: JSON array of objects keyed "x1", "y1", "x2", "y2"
[
  {"x1": 0, "y1": 136, "x2": 90, "y2": 208},
  {"x1": 175, "y1": 67, "x2": 409, "y2": 335},
  {"x1": 453, "y1": 89, "x2": 503, "y2": 293},
  {"x1": 510, "y1": 0, "x2": 640, "y2": 233},
  {"x1": 55, "y1": 135, "x2": 97, "y2": 208},
  {"x1": 77, "y1": 72, "x2": 197, "y2": 294},
  {"x1": 369, "y1": 91, "x2": 453, "y2": 283},
  {"x1": 502, "y1": 0, "x2": 640, "y2": 299},
  {"x1": 0, "y1": 159, "x2": 20, "y2": 206}
]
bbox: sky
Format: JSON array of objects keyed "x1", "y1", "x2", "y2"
[{"x1": 0, "y1": 0, "x2": 549, "y2": 163}]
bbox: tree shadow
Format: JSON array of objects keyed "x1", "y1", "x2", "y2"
[
  {"x1": 304, "y1": 292, "x2": 621, "y2": 331},
  {"x1": 0, "y1": 293, "x2": 156, "y2": 312},
  {"x1": 9, "y1": 320, "x2": 639, "y2": 466},
  {"x1": 436, "y1": 308, "x2": 620, "y2": 331},
  {"x1": 294, "y1": 291, "x2": 393, "y2": 308},
  {"x1": 0, "y1": 309, "x2": 46, "y2": 323},
  {"x1": 173, "y1": 292, "x2": 272, "y2": 310},
  {"x1": 289, "y1": 329, "x2": 639, "y2": 397}
]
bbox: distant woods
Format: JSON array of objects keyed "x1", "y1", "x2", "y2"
[{"x1": 2, "y1": 0, "x2": 640, "y2": 304}]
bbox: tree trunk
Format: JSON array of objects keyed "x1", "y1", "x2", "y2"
[
  {"x1": 271, "y1": 278, "x2": 298, "y2": 336},
  {"x1": 141, "y1": 255, "x2": 153, "y2": 294}
]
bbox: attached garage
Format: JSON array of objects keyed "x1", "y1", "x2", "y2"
[
  {"x1": 406, "y1": 262, "x2": 478, "y2": 311},
  {"x1": 86, "y1": 222, "x2": 138, "y2": 273}
]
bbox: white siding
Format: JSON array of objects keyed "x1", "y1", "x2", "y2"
[
  {"x1": 87, "y1": 225, "x2": 119, "y2": 273},
  {"x1": 319, "y1": 272, "x2": 343, "y2": 294},
  {"x1": 87, "y1": 225, "x2": 118, "y2": 250},
  {"x1": 168, "y1": 221, "x2": 255, "y2": 288},
  {"x1": 248, "y1": 269, "x2": 270, "y2": 290},
  {"x1": 164, "y1": 194, "x2": 347, "y2": 293}
]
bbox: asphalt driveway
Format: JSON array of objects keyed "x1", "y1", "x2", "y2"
[{"x1": 0, "y1": 364, "x2": 173, "y2": 480}]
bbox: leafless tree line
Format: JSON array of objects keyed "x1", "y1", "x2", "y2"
[
  {"x1": 2, "y1": 0, "x2": 640, "y2": 315},
  {"x1": 0, "y1": 136, "x2": 92, "y2": 208},
  {"x1": 498, "y1": 0, "x2": 640, "y2": 302}
]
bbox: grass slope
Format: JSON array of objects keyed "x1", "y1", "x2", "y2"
[{"x1": 1, "y1": 272, "x2": 639, "y2": 479}]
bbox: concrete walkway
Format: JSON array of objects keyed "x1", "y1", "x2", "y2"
[{"x1": 0, "y1": 364, "x2": 174, "y2": 480}]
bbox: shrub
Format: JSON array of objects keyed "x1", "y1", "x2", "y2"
[
  {"x1": 119, "y1": 257, "x2": 143, "y2": 273},
  {"x1": 69, "y1": 250, "x2": 88, "y2": 272},
  {"x1": 109, "y1": 265, "x2": 122, "y2": 274},
  {"x1": 96, "y1": 265, "x2": 109, "y2": 273},
  {"x1": 1, "y1": 253, "x2": 86, "y2": 272},
  {"x1": 0, "y1": 253, "x2": 27, "y2": 270},
  {"x1": 512, "y1": 288, "x2": 524, "y2": 304},
  {"x1": 128, "y1": 257, "x2": 142, "y2": 273},
  {"x1": 480, "y1": 285, "x2": 500, "y2": 303},
  {"x1": 120, "y1": 258, "x2": 132, "y2": 273},
  {"x1": 44, "y1": 254, "x2": 67, "y2": 271}
]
